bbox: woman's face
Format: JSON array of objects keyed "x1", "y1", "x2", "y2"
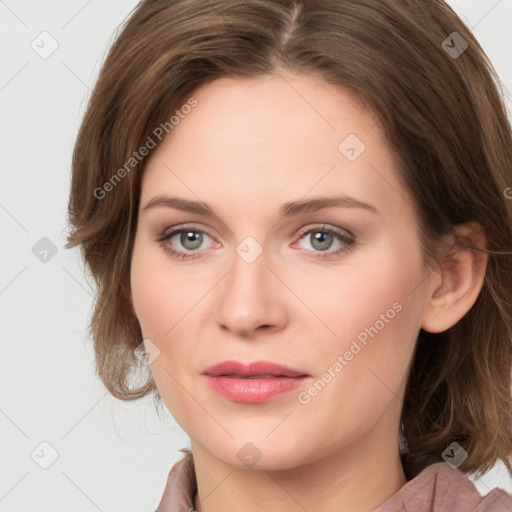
[{"x1": 130, "y1": 71, "x2": 432, "y2": 470}]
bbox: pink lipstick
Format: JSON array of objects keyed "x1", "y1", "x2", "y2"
[{"x1": 202, "y1": 360, "x2": 310, "y2": 403}]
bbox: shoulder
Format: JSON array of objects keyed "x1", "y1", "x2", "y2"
[
  {"x1": 155, "y1": 449, "x2": 196, "y2": 512},
  {"x1": 377, "y1": 461, "x2": 512, "y2": 511}
]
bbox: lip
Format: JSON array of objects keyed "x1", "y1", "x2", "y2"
[
  {"x1": 202, "y1": 360, "x2": 310, "y2": 403},
  {"x1": 203, "y1": 360, "x2": 308, "y2": 378}
]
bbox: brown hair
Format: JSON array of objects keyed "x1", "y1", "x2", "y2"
[{"x1": 66, "y1": 0, "x2": 512, "y2": 476}]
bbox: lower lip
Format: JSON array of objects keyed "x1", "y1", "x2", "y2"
[{"x1": 205, "y1": 375, "x2": 308, "y2": 403}]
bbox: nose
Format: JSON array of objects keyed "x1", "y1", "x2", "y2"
[{"x1": 214, "y1": 244, "x2": 288, "y2": 338}]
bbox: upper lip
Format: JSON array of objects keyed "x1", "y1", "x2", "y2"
[{"x1": 202, "y1": 360, "x2": 309, "y2": 378}]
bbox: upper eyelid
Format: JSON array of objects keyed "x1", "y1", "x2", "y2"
[
  {"x1": 296, "y1": 224, "x2": 354, "y2": 239},
  {"x1": 161, "y1": 224, "x2": 216, "y2": 241}
]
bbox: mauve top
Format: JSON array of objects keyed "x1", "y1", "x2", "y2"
[{"x1": 155, "y1": 450, "x2": 512, "y2": 511}]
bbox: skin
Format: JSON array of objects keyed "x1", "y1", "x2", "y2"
[{"x1": 130, "y1": 70, "x2": 487, "y2": 512}]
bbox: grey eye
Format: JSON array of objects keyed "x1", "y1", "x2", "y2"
[
  {"x1": 308, "y1": 231, "x2": 335, "y2": 251},
  {"x1": 178, "y1": 230, "x2": 204, "y2": 250}
]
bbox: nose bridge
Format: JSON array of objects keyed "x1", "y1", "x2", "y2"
[{"x1": 214, "y1": 235, "x2": 285, "y2": 335}]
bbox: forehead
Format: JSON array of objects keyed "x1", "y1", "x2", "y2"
[
  {"x1": 140, "y1": 71, "x2": 407, "y2": 221},
  {"x1": 165, "y1": 71, "x2": 380, "y2": 154}
]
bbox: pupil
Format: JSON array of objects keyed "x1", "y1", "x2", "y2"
[
  {"x1": 182, "y1": 231, "x2": 202, "y2": 250},
  {"x1": 313, "y1": 232, "x2": 332, "y2": 251}
]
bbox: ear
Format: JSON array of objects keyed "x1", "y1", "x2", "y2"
[{"x1": 421, "y1": 221, "x2": 488, "y2": 333}]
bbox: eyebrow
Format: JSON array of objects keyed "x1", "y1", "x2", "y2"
[{"x1": 141, "y1": 194, "x2": 380, "y2": 218}]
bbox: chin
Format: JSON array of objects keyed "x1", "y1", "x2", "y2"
[{"x1": 197, "y1": 431, "x2": 318, "y2": 471}]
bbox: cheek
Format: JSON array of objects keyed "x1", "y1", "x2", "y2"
[
  {"x1": 130, "y1": 236, "x2": 207, "y2": 339},
  {"x1": 130, "y1": 239, "x2": 196, "y2": 418},
  {"x1": 302, "y1": 244, "x2": 424, "y2": 421},
  {"x1": 129, "y1": 235, "x2": 216, "y2": 404},
  {"x1": 130, "y1": 241, "x2": 168, "y2": 339},
  {"x1": 318, "y1": 240, "x2": 422, "y2": 339}
]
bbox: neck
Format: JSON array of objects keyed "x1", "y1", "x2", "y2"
[{"x1": 191, "y1": 430, "x2": 407, "y2": 512}]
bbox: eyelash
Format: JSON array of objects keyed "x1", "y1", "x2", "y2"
[{"x1": 155, "y1": 224, "x2": 356, "y2": 261}]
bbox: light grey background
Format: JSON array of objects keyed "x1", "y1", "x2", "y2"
[{"x1": 1, "y1": 1, "x2": 511, "y2": 510}]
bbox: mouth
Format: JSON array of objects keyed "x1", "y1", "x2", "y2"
[
  {"x1": 202, "y1": 360, "x2": 310, "y2": 403},
  {"x1": 222, "y1": 374, "x2": 290, "y2": 379},
  {"x1": 202, "y1": 360, "x2": 308, "y2": 378}
]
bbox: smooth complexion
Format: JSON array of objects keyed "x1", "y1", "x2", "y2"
[{"x1": 130, "y1": 71, "x2": 487, "y2": 512}]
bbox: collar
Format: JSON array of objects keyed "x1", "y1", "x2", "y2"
[{"x1": 155, "y1": 449, "x2": 512, "y2": 512}]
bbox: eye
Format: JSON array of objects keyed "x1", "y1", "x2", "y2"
[
  {"x1": 155, "y1": 224, "x2": 356, "y2": 261},
  {"x1": 294, "y1": 225, "x2": 355, "y2": 258},
  {"x1": 156, "y1": 226, "x2": 217, "y2": 260}
]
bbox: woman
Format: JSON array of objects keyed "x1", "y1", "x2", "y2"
[{"x1": 66, "y1": 0, "x2": 512, "y2": 510}]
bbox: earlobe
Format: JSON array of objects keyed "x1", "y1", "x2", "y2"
[{"x1": 421, "y1": 221, "x2": 488, "y2": 334}]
